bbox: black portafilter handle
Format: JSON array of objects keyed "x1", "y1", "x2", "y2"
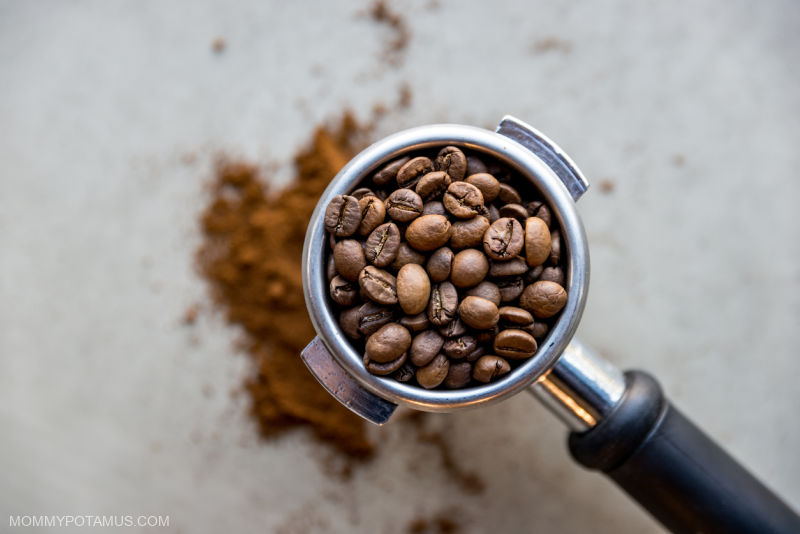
[{"x1": 568, "y1": 371, "x2": 800, "y2": 534}]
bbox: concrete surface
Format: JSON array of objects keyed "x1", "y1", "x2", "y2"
[{"x1": 1, "y1": 1, "x2": 798, "y2": 533}]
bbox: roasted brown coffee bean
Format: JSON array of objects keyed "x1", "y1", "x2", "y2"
[
  {"x1": 400, "y1": 312, "x2": 430, "y2": 332},
  {"x1": 422, "y1": 201, "x2": 447, "y2": 216},
  {"x1": 540, "y1": 266, "x2": 565, "y2": 285},
  {"x1": 351, "y1": 187, "x2": 375, "y2": 200},
  {"x1": 426, "y1": 247, "x2": 454, "y2": 282},
  {"x1": 364, "y1": 351, "x2": 407, "y2": 376},
  {"x1": 406, "y1": 214, "x2": 452, "y2": 251},
  {"x1": 397, "y1": 263, "x2": 431, "y2": 315},
  {"x1": 443, "y1": 181, "x2": 485, "y2": 219},
  {"x1": 324, "y1": 195, "x2": 361, "y2": 237},
  {"x1": 394, "y1": 362, "x2": 416, "y2": 382},
  {"x1": 531, "y1": 321, "x2": 549, "y2": 340},
  {"x1": 391, "y1": 242, "x2": 426, "y2": 270},
  {"x1": 357, "y1": 195, "x2": 386, "y2": 236},
  {"x1": 416, "y1": 353, "x2": 450, "y2": 389},
  {"x1": 365, "y1": 222, "x2": 401, "y2": 267},
  {"x1": 330, "y1": 275, "x2": 359, "y2": 306},
  {"x1": 385, "y1": 189, "x2": 423, "y2": 222},
  {"x1": 443, "y1": 335, "x2": 478, "y2": 359},
  {"x1": 499, "y1": 203, "x2": 529, "y2": 221},
  {"x1": 497, "y1": 183, "x2": 521, "y2": 204},
  {"x1": 428, "y1": 281, "x2": 458, "y2": 326},
  {"x1": 466, "y1": 281, "x2": 501, "y2": 305},
  {"x1": 366, "y1": 323, "x2": 411, "y2": 363},
  {"x1": 489, "y1": 257, "x2": 528, "y2": 277},
  {"x1": 524, "y1": 264, "x2": 544, "y2": 284},
  {"x1": 333, "y1": 239, "x2": 366, "y2": 281},
  {"x1": 374, "y1": 189, "x2": 389, "y2": 201},
  {"x1": 358, "y1": 265, "x2": 398, "y2": 305},
  {"x1": 525, "y1": 201, "x2": 552, "y2": 228},
  {"x1": 458, "y1": 296, "x2": 499, "y2": 330},
  {"x1": 465, "y1": 155, "x2": 488, "y2": 176},
  {"x1": 326, "y1": 254, "x2": 337, "y2": 281},
  {"x1": 465, "y1": 173, "x2": 500, "y2": 203},
  {"x1": 498, "y1": 306, "x2": 534, "y2": 326},
  {"x1": 409, "y1": 329, "x2": 444, "y2": 366},
  {"x1": 373, "y1": 156, "x2": 410, "y2": 186},
  {"x1": 357, "y1": 301, "x2": 393, "y2": 335},
  {"x1": 443, "y1": 362, "x2": 473, "y2": 389},
  {"x1": 497, "y1": 276, "x2": 524, "y2": 302},
  {"x1": 466, "y1": 346, "x2": 485, "y2": 362},
  {"x1": 520, "y1": 280, "x2": 567, "y2": 318},
  {"x1": 339, "y1": 306, "x2": 362, "y2": 339},
  {"x1": 438, "y1": 317, "x2": 467, "y2": 338},
  {"x1": 486, "y1": 161, "x2": 511, "y2": 182},
  {"x1": 450, "y1": 249, "x2": 489, "y2": 288},
  {"x1": 525, "y1": 217, "x2": 551, "y2": 267},
  {"x1": 397, "y1": 156, "x2": 433, "y2": 189},
  {"x1": 487, "y1": 203, "x2": 500, "y2": 223},
  {"x1": 549, "y1": 228, "x2": 561, "y2": 265},
  {"x1": 472, "y1": 355, "x2": 511, "y2": 383},
  {"x1": 434, "y1": 146, "x2": 468, "y2": 181},
  {"x1": 494, "y1": 329, "x2": 537, "y2": 359},
  {"x1": 476, "y1": 325, "x2": 499, "y2": 344},
  {"x1": 415, "y1": 171, "x2": 451, "y2": 201},
  {"x1": 483, "y1": 217, "x2": 524, "y2": 260},
  {"x1": 450, "y1": 216, "x2": 490, "y2": 249}
]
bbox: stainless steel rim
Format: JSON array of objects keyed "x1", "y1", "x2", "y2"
[{"x1": 302, "y1": 124, "x2": 590, "y2": 412}]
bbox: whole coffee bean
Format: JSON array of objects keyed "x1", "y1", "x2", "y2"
[
  {"x1": 428, "y1": 281, "x2": 458, "y2": 326},
  {"x1": 525, "y1": 200, "x2": 552, "y2": 228},
  {"x1": 391, "y1": 242, "x2": 426, "y2": 270},
  {"x1": 358, "y1": 265, "x2": 398, "y2": 305},
  {"x1": 531, "y1": 321, "x2": 549, "y2": 340},
  {"x1": 374, "y1": 189, "x2": 389, "y2": 201},
  {"x1": 489, "y1": 257, "x2": 528, "y2": 277},
  {"x1": 472, "y1": 355, "x2": 511, "y2": 383},
  {"x1": 357, "y1": 301, "x2": 394, "y2": 335},
  {"x1": 466, "y1": 346, "x2": 485, "y2": 362},
  {"x1": 497, "y1": 183, "x2": 522, "y2": 204},
  {"x1": 443, "y1": 362, "x2": 473, "y2": 389},
  {"x1": 357, "y1": 196, "x2": 386, "y2": 236},
  {"x1": 427, "y1": 247, "x2": 454, "y2": 282},
  {"x1": 520, "y1": 280, "x2": 567, "y2": 318},
  {"x1": 400, "y1": 312, "x2": 430, "y2": 332},
  {"x1": 339, "y1": 306, "x2": 362, "y2": 339},
  {"x1": 487, "y1": 203, "x2": 500, "y2": 223},
  {"x1": 385, "y1": 189, "x2": 423, "y2": 222},
  {"x1": 333, "y1": 239, "x2": 366, "y2": 282},
  {"x1": 494, "y1": 329, "x2": 537, "y2": 359},
  {"x1": 416, "y1": 353, "x2": 450, "y2": 389},
  {"x1": 415, "y1": 171, "x2": 451, "y2": 201},
  {"x1": 524, "y1": 264, "x2": 544, "y2": 284},
  {"x1": 549, "y1": 228, "x2": 561, "y2": 265},
  {"x1": 438, "y1": 317, "x2": 467, "y2": 338},
  {"x1": 443, "y1": 335, "x2": 478, "y2": 359},
  {"x1": 397, "y1": 263, "x2": 431, "y2": 315},
  {"x1": 450, "y1": 249, "x2": 489, "y2": 288},
  {"x1": 409, "y1": 329, "x2": 444, "y2": 366},
  {"x1": 434, "y1": 146, "x2": 468, "y2": 181},
  {"x1": 465, "y1": 155, "x2": 488, "y2": 176},
  {"x1": 366, "y1": 323, "x2": 411, "y2": 363},
  {"x1": 373, "y1": 156, "x2": 410, "y2": 186},
  {"x1": 351, "y1": 187, "x2": 375, "y2": 200},
  {"x1": 443, "y1": 181, "x2": 485, "y2": 219},
  {"x1": 365, "y1": 222, "x2": 401, "y2": 267},
  {"x1": 465, "y1": 173, "x2": 500, "y2": 203},
  {"x1": 476, "y1": 324, "x2": 499, "y2": 344},
  {"x1": 394, "y1": 362, "x2": 416, "y2": 382},
  {"x1": 450, "y1": 216, "x2": 490, "y2": 249},
  {"x1": 486, "y1": 161, "x2": 511, "y2": 183},
  {"x1": 324, "y1": 195, "x2": 361, "y2": 237},
  {"x1": 326, "y1": 254, "x2": 337, "y2": 281},
  {"x1": 540, "y1": 266, "x2": 565, "y2": 286},
  {"x1": 397, "y1": 156, "x2": 433, "y2": 189},
  {"x1": 525, "y1": 217, "x2": 551, "y2": 267},
  {"x1": 499, "y1": 203, "x2": 529, "y2": 221},
  {"x1": 497, "y1": 276, "x2": 524, "y2": 302},
  {"x1": 364, "y1": 351, "x2": 407, "y2": 376},
  {"x1": 406, "y1": 215, "x2": 452, "y2": 251},
  {"x1": 483, "y1": 217, "x2": 524, "y2": 261},
  {"x1": 422, "y1": 201, "x2": 447, "y2": 216},
  {"x1": 458, "y1": 296, "x2": 499, "y2": 330},
  {"x1": 330, "y1": 275, "x2": 359, "y2": 306},
  {"x1": 498, "y1": 306, "x2": 534, "y2": 326},
  {"x1": 466, "y1": 281, "x2": 501, "y2": 305}
]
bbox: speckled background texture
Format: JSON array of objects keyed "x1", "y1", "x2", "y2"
[{"x1": 1, "y1": 1, "x2": 798, "y2": 532}]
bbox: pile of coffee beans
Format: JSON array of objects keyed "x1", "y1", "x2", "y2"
[{"x1": 324, "y1": 146, "x2": 568, "y2": 389}]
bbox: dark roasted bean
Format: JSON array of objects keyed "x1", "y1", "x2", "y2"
[
  {"x1": 415, "y1": 171, "x2": 451, "y2": 201},
  {"x1": 472, "y1": 355, "x2": 511, "y2": 383},
  {"x1": 496, "y1": 276, "x2": 524, "y2": 302},
  {"x1": 373, "y1": 156, "x2": 410, "y2": 186},
  {"x1": 499, "y1": 203, "x2": 529, "y2": 221},
  {"x1": 426, "y1": 247, "x2": 454, "y2": 282},
  {"x1": 400, "y1": 312, "x2": 430, "y2": 332},
  {"x1": 330, "y1": 275, "x2": 359, "y2": 306},
  {"x1": 416, "y1": 353, "x2": 450, "y2": 389},
  {"x1": 466, "y1": 281, "x2": 501, "y2": 305},
  {"x1": 333, "y1": 239, "x2": 367, "y2": 281},
  {"x1": 450, "y1": 216, "x2": 490, "y2": 249},
  {"x1": 427, "y1": 281, "x2": 458, "y2": 326},
  {"x1": 494, "y1": 329, "x2": 537, "y2": 359},
  {"x1": 497, "y1": 183, "x2": 521, "y2": 204},
  {"x1": 435, "y1": 146, "x2": 468, "y2": 181},
  {"x1": 365, "y1": 222, "x2": 401, "y2": 267},
  {"x1": 351, "y1": 187, "x2": 375, "y2": 200},
  {"x1": 394, "y1": 362, "x2": 416, "y2": 382},
  {"x1": 339, "y1": 306, "x2": 362, "y2": 339},
  {"x1": 443, "y1": 362, "x2": 473, "y2": 389},
  {"x1": 540, "y1": 266, "x2": 565, "y2": 286},
  {"x1": 443, "y1": 335, "x2": 478, "y2": 359},
  {"x1": 458, "y1": 296, "x2": 499, "y2": 330},
  {"x1": 525, "y1": 201, "x2": 552, "y2": 228},
  {"x1": 397, "y1": 156, "x2": 433, "y2": 189},
  {"x1": 358, "y1": 265, "x2": 398, "y2": 305},
  {"x1": 422, "y1": 200, "x2": 447, "y2": 216},
  {"x1": 524, "y1": 264, "x2": 544, "y2": 284},
  {"x1": 366, "y1": 323, "x2": 411, "y2": 362},
  {"x1": 450, "y1": 248, "x2": 489, "y2": 288},
  {"x1": 483, "y1": 217, "x2": 524, "y2": 261},
  {"x1": 520, "y1": 280, "x2": 567, "y2": 318},
  {"x1": 443, "y1": 181, "x2": 485, "y2": 219},
  {"x1": 465, "y1": 155, "x2": 488, "y2": 176},
  {"x1": 364, "y1": 351, "x2": 407, "y2": 375},
  {"x1": 465, "y1": 173, "x2": 500, "y2": 203},
  {"x1": 397, "y1": 263, "x2": 431, "y2": 315},
  {"x1": 524, "y1": 217, "x2": 551, "y2": 267},
  {"x1": 406, "y1": 215, "x2": 452, "y2": 251},
  {"x1": 357, "y1": 195, "x2": 386, "y2": 236},
  {"x1": 409, "y1": 330, "x2": 444, "y2": 366},
  {"x1": 498, "y1": 306, "x2": 534, "y2": 326},
  {"x1": 357, "y1": 301, "x2": 393, "y2": 335},
  {"x1": 489, "y1": 257, "x2": 528, "y2": 277},
  {"x1": 391, "y1": 242, "x2": 426, "y2": 270},
  {"x1": 385, "y1": 189, "x2": 423, "y2": 223},
  {"x1": 324, "y1": 195, "x2": 361, "y2": 237},
  {"x1": 549, "y1": 228, "x2": 561, "y2": 265},
  {"x1": 438, "y1": 317, "x2": 467, "y2": 338}
]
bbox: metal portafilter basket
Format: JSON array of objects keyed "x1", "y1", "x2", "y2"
[{"x1": 300, "y1": 116, "x2": 800, "y2": 534}]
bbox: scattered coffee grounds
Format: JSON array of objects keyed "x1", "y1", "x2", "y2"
[
  {"x1": 406, "y1": 511, "x2": 461, "y2": 534},
  {"x1": 367, "y1": 0, "x2": 410, "y2": 66},
  {"x1": 197, "y1": 112, "x2": 375, "y2": 458},
  {"x1": 325, "y1": 145, "x2": 568, "y2": 389}
]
